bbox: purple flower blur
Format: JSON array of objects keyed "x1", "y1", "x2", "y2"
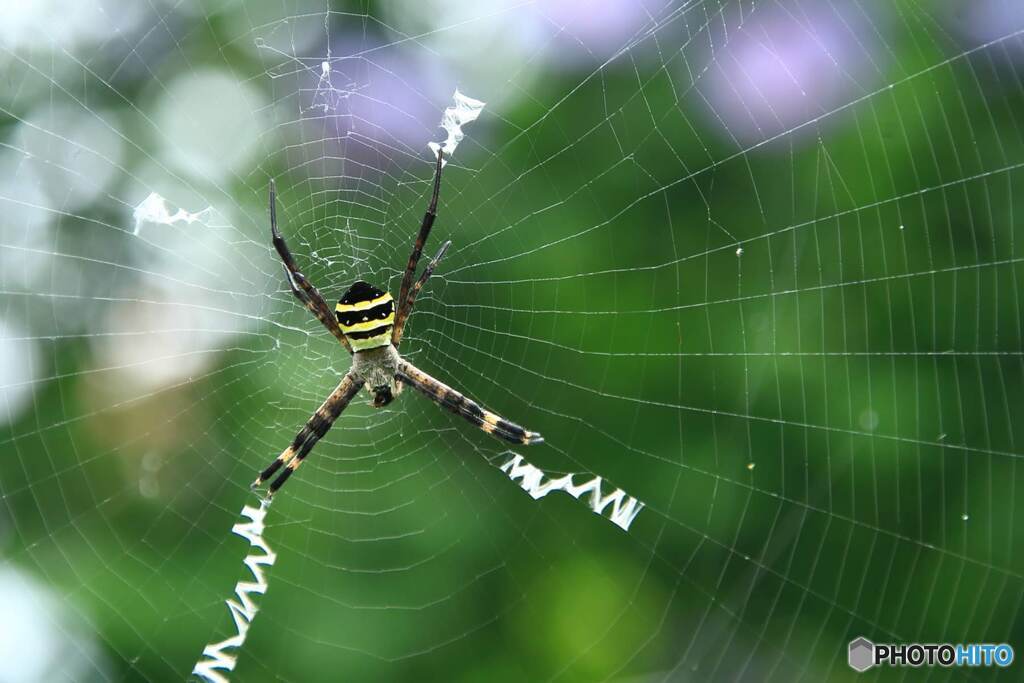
[
  {"x1": 947, "y1": 0, "x2": 1024, "y2": 59},
  {"x1": 307, "y1": 36, "x2": 455, "y2": 159},
  {"x1": 699, "y1": 2, "x2": 883, "y2": 145}
]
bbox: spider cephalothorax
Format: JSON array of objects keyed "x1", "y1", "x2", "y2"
[
  {"x1": 350, "y1": 343, "x2": 401, "y2": 409},
  {"x1": 252, "y1": 152, "x2": 543, "y2": 498}
]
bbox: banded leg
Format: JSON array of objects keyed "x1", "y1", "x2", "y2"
[
  {"x1": 391, "y1": 239, "x2": 450, "y2": 346},
  {"x1": 393, "y1": 151, "x2": 445, "y2": 343},
  {"x1": 269, "y1": 180, "x2": 352, "y2": 353},
  {"x1": 397, "y1": 360, "x2": 543, "y2": 445},
  {"x1": 252, "y1": 373, "x2": 365, "y2": 497}
]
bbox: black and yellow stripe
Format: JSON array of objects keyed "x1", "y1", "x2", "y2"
[{"x1": 335, "y1": 281, "x2": 394, "y2": 352}]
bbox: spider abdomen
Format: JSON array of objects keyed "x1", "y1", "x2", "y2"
[{"x1": 335, "y1": 280, "x2": 394, "y2": 352}]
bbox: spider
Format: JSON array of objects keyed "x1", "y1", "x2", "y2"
[{"x1": 252, "y1": 152, "x2": 543, "y2": 498}]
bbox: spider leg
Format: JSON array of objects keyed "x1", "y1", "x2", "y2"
[
  {"x1": 391, "y1": 239, "x2": 450, "y2": 346},
  {"x1": 396, "y1": 359, "x2": 543, "y2": 445},
  {"x1": 393, "y1": 152, "x2": 445, "y2": 341},
  {"x1": 269, "y1": 180, "x2": 353, "y2": 354},
  {"x1": 252, "y1": 372, "x2": 365, "y2": 497}
]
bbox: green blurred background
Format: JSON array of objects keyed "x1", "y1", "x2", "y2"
[{"x1": 1, "y1": 0, "x2": 1023, "y2": 680}]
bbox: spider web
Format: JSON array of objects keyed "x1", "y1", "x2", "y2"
[{"x1": 1, "y1": 1, "x2": 1023, "y2": 680}]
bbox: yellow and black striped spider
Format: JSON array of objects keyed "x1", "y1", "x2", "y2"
[{"x1": 253, "y1": 153, "x2": 543, "y2": 498}]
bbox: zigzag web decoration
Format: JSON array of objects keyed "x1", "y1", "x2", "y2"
[
  {"x1": 499, "y1": 454, "x2": 645, "y2": 531},
  {"x1": 192, "y1": 501, "x2": 276, "y2": 683}
]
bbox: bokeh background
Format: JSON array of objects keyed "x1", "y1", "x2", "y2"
[{"x1": 1, "y1": 0, "x2": 1023, "y2": 681}]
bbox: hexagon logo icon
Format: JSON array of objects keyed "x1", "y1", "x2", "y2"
[{"x1": 848, "y1": 637, "x2": 874, "y2": 672}]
